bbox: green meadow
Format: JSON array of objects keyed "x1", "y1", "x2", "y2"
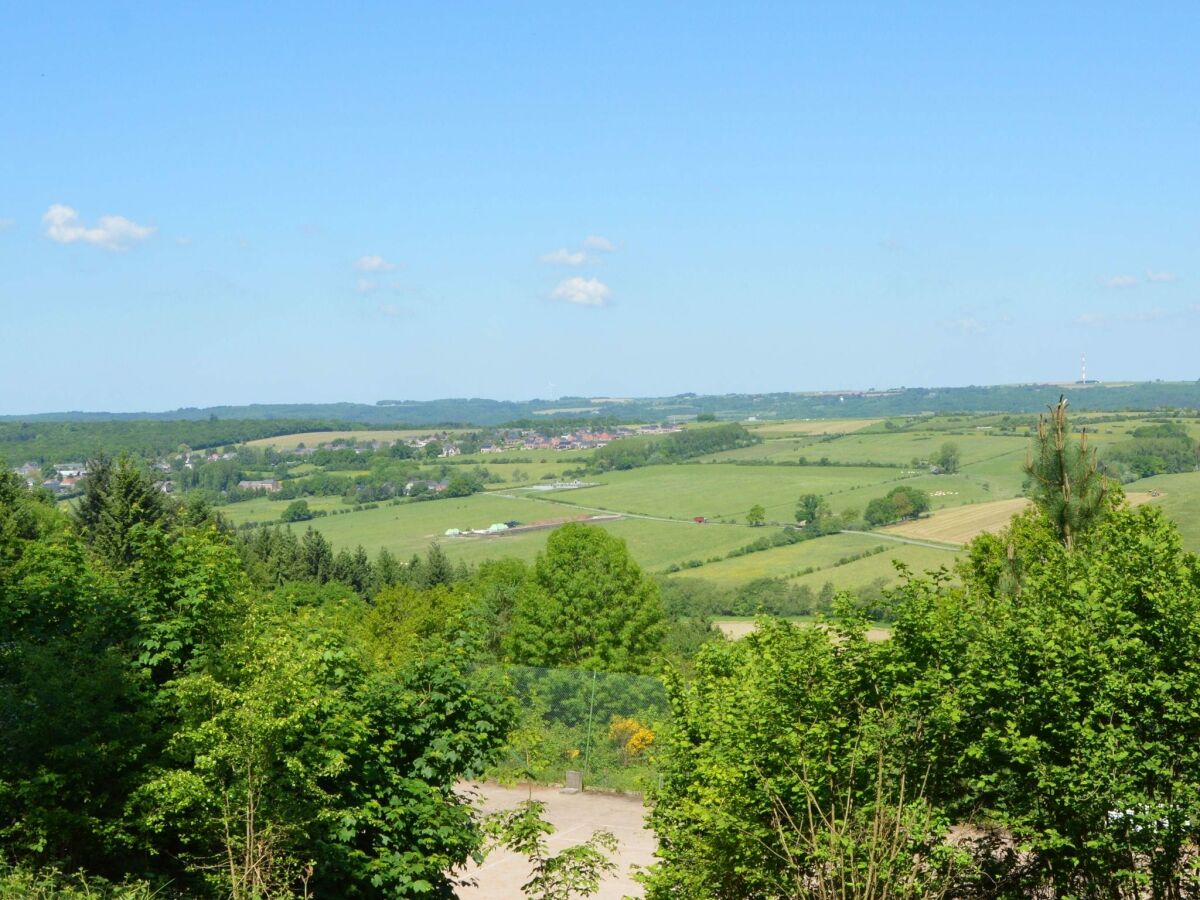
[{"x1": 214, "y1": 412, "x2": 1200, "y2": 590}]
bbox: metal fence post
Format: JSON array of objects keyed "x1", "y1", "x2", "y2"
[{"x1": 581, "y1": 668, "x2": 599, "y2": 789}]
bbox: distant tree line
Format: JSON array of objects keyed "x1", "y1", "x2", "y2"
[{"x1": 590, "y1": 423, "x2": 759, "y2": 471}]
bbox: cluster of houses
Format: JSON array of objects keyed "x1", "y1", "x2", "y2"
[
  {"x1": 11, "y1": 461, "x2": 89, "y2": 495},
  {"x1": 479, "y1": 423, "x2": 681, "y2": 454}
]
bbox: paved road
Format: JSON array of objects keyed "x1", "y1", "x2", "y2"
[
  {"x1": 457, "y1": 782, "x2": 654, "y2": 899},
  {"x1": 484, "y1": 489, "x2": 719, "y2": 526}
]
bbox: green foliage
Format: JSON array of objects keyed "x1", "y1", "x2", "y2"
[
  {"x1": 279, "y1": 499, "x2": 313, "y2": 522},
  {"x1": 483, "y1": 800, "x2": 617, "y2": 900},
  {"x1": 75, "y1": 455, "x2": 170, "y2": 568},
  {"x1": 648, "y1": 493, "x2": 1200, "y2": 895},
  {"x1": 932, "y1": 441, "x2": 960, "y2": 473},
  {"x1": 1024, "y1": 395, "x2": 1108, "y2": 548},
  {"x1": 1, "y1": 468, "x2": 516, "y2": 897},
  {"x1": 745, "y1": 503, "x2": 766, "y2": 526},
  {"x1": 794, "y1": 492, "x2": 831, "y2": 529},
  {"x1": 645, "y1": 617, "x2": 963, "y2": 898},
  {"x1": 1103, "y1": 421, "x2": 1199, "y2": 480},
  {"x1": 864, "y1": 485, "x2": 931, "y2": 526},
  {"x1": 504, "y1": 524, "x2": 665, "y2": 674},
  {"x1": 590, "y1": 423, "x2": 758, "y2": 472},
  {"x1": 0, "y1": 865, "x2": 158, "y2": 899}
]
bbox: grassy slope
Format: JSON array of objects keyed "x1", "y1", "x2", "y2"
[
  {"x1": 673, "y1": 531, "x2": 890, "y2": 586},
  {"x1": 1129, "y1": 471, "x2": 1200, "y2": 553},
  {"x1": 551, "y1": 464, "x2": 904, "y2": 522}
]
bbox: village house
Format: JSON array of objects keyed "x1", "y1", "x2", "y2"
[{"x1": 237, "y1": 479, "x2": 281, "y2": 493}]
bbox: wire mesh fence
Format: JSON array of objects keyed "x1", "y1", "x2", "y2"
[{"x1": 487, "y1": 665, "x2": 669, "y2": 793}]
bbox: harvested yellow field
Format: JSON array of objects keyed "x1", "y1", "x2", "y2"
[
  {"x1": 245, "y1": 429, "x2": 453, "y2": 449},
  {"x1": 884, "y1": 491, "x2": 1157, "y2": 545},
  {"x1": 714, "y1": 619, "x2": 892, "y2": 642},
  {"x1": 884, "y1": 498, "x2": 1031, "y2": 545},
  {"x1": 750, "y1": 418, "x2": 881, "y2": 436}
]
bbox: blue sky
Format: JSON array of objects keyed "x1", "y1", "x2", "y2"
[{"x1": 2, "y1": 2, "x2": 1197, "y2": 413}]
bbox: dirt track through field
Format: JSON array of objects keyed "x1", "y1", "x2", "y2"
[{"x1": 457, "y1": 782, "x2": 653, "y2": 899}]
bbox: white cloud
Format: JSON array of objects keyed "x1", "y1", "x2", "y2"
[
  {"x1": 1147, "y1": 270, "x2": 1178, "y2": 283},
  {"x1": 552, "y1": 276, "x2": 611, "y2": 307},
  {"x1": 42, "y1": 204, "x2": 154, "y2": 250},
  {"x1": 1102, "y1": 275, "x2": 1138, "y2": 289},
  {"x1": 355, "y1": 254, "x2": 397, "y2": 272},
  {"x1": 946, "y1": 317, "x2": 985, "y2": 334},
  {"x1": 540, "y1": 248, "x2": 588, "y2": 265},
  {"x1": 356, "y1": 278, "x2": 376, "y2": 294},
  {"x1": 582, "y1": 235, "x2": 616, "y2": 252}
]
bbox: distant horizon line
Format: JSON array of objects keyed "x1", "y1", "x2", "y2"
[{"x1": 3, "y1": 377, "x2": 1193, "y2": 419}]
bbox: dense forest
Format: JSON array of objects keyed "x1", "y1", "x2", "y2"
[{"x1": 7, "y1": 381, "x2": 1200, "y2": 429}]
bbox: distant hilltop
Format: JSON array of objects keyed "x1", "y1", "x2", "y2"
[{"x1": 4, "y1": 381, "x2": 1200, "y2": 426}]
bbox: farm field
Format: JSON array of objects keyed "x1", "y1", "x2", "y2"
[
  {"x1": 245, "y1": 429, "x2": 456, "y2": 449},
  {"x1": 254, "y1": 489, "x2": 759, "y2": 571},
  {"x1": 673, "y1": 532, "x2": 889, "y2": 586},
  {"x1": 1129, "y1": 472, "x2": 1200, "y2": 553},
  {"x1": 747, "y1": 418, "x2": 881, "y2": 436},
  {"x1": 883, "y1": 498, "x2": 1032, "y2": 545},
  {"x1": 707, "y1": 429, "x2": 1027, "y2": 468},
  {"x1": 213, "y1": 413, "x2": 1200, "y2": 593},
  {"x1": 883, "y1": 490, "x2": 1159, "y2": 546},
  {"x1": 546, "y1": 464, "x2": 906, "y2": 522},
  {"x1": 823, "y1": 472, "x2": 1011, "y2": 519},
  {"x1": 219, "y1": 494, "x2": 347, "y2": 525},
  {"x1": 788, "y1": 540, "x2": 960, "y2": 593}
]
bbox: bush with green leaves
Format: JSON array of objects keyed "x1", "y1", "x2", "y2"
[{"x1": 646, "y1": 491, "x2": 1200, "y2": 896}]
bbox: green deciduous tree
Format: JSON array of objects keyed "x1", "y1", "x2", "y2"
[
  {"x1": 746, "y1": 504, "x2": 766, "y2": 527},
  {"x1": 933, "y1": 442, "x2": 960, "y2": 473},
  {"x1": 794, "y1": 493, "x2": 830, "y2": 530},
  {"x1": 505, "y1": 524, "x2": 665, "y2": 674}
]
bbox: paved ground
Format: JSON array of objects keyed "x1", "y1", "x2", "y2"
[{"x1": 457, "y1": 782, "x2": 654, "y2": 899}]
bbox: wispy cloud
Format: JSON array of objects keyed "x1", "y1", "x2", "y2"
[
  {"x1": 1102, "y1": 275, "x2": 1138, "y2": 289},
  {"x1": 356, "y1": 278, "x2": 376, "y2": 294},
  {"x1": 945, "y1": 317, "x2": 985, "y2": 334},
  {"x1": 552, "y1": 276, "x2": 611, "y2": 307},
  {"x1": 0, "y1": 218, "x2": 14, "y2": 231},
  {"x1": 355, "y1": 254, "x2": 397, "y2": 272},
  {"x1": 540, "y1": 248, "x2": 588, "y2": 265},
  {"x1": 43, "y1": 204, "x2": 154, "y2": 250},
  {"x1": 1147, "y1": 270, "x2": 1178, "y2": 283},
  {"x1": 582, "y1": 235, "x2": 616, "y2": 252}
]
